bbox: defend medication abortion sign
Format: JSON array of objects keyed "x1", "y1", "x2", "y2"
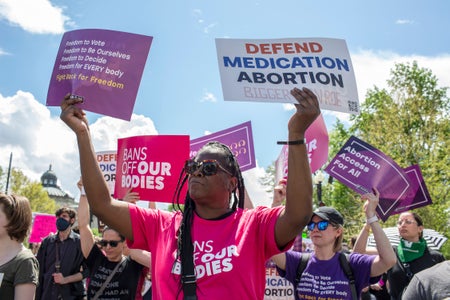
[
  {"x1": 215, "y1": 37, "x2": 360, "y2": 114},
  {"x1": 46, "y1": 29, "x2": 153, "y2": 120},
  {"x1": 96, "y1": 150, "x2": 117, "y2": 195}
]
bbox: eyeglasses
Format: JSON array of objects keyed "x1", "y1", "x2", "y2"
[
  {"x1": 397, "y1": 219, "x2": 417, "y2": 226},
  {"x1": 98, "y1": 240, "x2": 122, "y2": 248},
  {"x1": 307, "y1": 220, "x2": 330, "y2": 231},
  {"x1": 184, "y1": 159, "x2": 233, "y2": 177}
]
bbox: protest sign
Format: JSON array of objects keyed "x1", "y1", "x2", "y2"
[
  {"x1": 264, "y1": 265, "x2": 295, "y2": 300},
  {"x1": 216, "y1": 37, "x2": 359, "y2": 114},
  {"x1": 264, "y1": 234, "x2": 304, "y2": 300},
  {"x1": 190, "y1": 121, "x2": 256, "y2": 172},
  {"x1": 274, "y1": 114, "x2": 329, "y2": 182},
  {"x1": 392, "y1": 165, "x2": 432, "y2": 214},
  {"x1": 274, "y1": 145, "x2": 289, "y2": 185},
  {"x1": 46, "y1": 29, "x2": 153, "y2": 120},
  {"x1": 324, "y1": 136, "x2": 416, "y2": 221},
  {"x1": 114, "y1": 135, "x2": 189, "y2": 203},
  {"x1": 29, "y1": 213, "x2": 56, "y2": 243},
  {"x1": 96, "y1": 150, "x2": 117, "y2": 195}
]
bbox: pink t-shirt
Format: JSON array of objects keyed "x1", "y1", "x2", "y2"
[{"x1": 127, "y1": 205, "x2": 289, "y2": 300}]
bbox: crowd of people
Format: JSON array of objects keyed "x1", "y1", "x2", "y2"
[{"x1": 0, "y1": 87, "x2": 448, "y2": 299}]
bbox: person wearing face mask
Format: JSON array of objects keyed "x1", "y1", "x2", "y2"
[{"x1": 36, "y1": 207, "x2": 89, "y2": 300}]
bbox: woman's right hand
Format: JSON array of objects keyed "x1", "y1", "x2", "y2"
[{"x1": 60, "y1": 93, "x2": 89, "y2": 135}]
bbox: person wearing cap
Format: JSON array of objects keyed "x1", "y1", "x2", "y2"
[{"x1": 272, "y1": 188, "x2": 396, "y2": 300}]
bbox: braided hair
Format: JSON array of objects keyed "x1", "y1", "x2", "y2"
[{"x1": 172, "y1": 141, "x2": 245, "y2": 295}]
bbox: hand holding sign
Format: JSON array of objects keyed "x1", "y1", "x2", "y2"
[
  {"x1": 324, "y1": 136, "x2": 418, "y2": 221},
  {"x1": 47, "y1": 29, "x2": 153, "y2": 120}
]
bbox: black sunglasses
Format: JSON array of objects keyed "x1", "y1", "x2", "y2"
[
  {"x1": 98, "y1": 240, "x2": 122, "y2": 248},
  {"x1": 184, "y1": 159, "x2": 233, "y2": 176},
  {"x1": 307, "y1": 220, "x2": 330, "y2": 231}
]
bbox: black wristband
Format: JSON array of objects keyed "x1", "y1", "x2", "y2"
[{"x1": 277, "y1": 139, "x2": 306, "y2": 145}]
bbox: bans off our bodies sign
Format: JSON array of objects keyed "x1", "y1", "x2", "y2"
[{"x1": 114, "y1": 135, "x2": 190, "y2": 203}]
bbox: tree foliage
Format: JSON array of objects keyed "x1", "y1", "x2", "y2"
[
  {"x1": 328, "y1": 61, "x2": 449, "y2": 257},
  {"x1": 3, "y1": 168, "x2": 57, "y2": 214},
  {"x1": 263, "y1": 62, "x2": 449, "y2": 256}
]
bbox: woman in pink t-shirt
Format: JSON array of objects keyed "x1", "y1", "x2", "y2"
[{"x1": 60, "y1": 87, "x2": 320, "y2": 299}]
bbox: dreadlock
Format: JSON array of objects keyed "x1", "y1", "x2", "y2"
[{"x1": 171, "y1": 141, "x2": 246, "y2": 297}]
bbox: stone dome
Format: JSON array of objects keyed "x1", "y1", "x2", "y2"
[{"x1": 41, "y1": 164, "x2": 58, "y2": 187}]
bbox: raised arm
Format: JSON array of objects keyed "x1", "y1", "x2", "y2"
[
  {"x1": 352, "y1": 223, "x2": 379, "y2": 255},
  {"x1": 360, "y1": 188, "x2": 397, "y2": 276},
  {"x1": 271, "y1": 179, "x2": 287, "y2": 208},
  {"x1": 275, "y1": 87, "x2": 320, "y2": 248},
  {"x1": 60, "y1": 95, "x2": 132, "y2": 239},
  {"x1": 77, "y1": 179, "x2": 96, "y2": 258},
  {"x1": 128, "y1": 248, "x2": 152, "y2": 268}
]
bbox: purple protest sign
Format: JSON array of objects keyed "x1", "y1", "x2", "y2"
[
  {"x1": 190, "y1": 121, "x2": 256, "y2": 172},
  {"x1": 46, "y1": 29, "x2": 153, "y2": 121},
  {"x1": 324, "y1": 136, "x2": 415, "y2": 221},
  {"x1": 391, "y1": 165, "x2": 432, "y2": 215}
]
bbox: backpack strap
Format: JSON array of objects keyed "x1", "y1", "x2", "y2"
[
  {"x1": 294, "y1": 253, "x2": 310, "y2": 289},
  {"x1": 339, "y1": 252, "x2": 357, "y2": 300}
]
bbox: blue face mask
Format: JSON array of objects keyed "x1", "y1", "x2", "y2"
[{"x1": 56, "y1": 217, "x2": 71, "y2": 231}]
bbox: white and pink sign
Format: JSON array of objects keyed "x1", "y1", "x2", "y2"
[
  {"x1": 216, "y1": 37, "x2": 360, "y2": 114},
  {"x1": 96, "y1": 150, "x2": 117, "y2": 195}
]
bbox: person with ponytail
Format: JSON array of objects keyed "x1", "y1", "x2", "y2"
[
  {"x1": 59, "y1": 87, "x2": 320, "y2": 299},
  {"x1": 354, "y1": 211, "x2": 445, "y2": 299}
]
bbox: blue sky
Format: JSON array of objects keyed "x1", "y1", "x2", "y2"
[{"x1": 1, "y1": 0, "x2": 449, "y2": 207}]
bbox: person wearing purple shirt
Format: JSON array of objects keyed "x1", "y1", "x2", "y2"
[{"x1": 272, "y1": 188, "x2": 397, "y2": 300}]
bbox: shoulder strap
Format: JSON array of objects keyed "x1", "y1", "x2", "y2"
[
  {"x1": 92, "y1": 256, "x2": 126, "y2": 300},
  {"x1": 181, "y1": 237, "x2": 197, "y2": 300},
  {"x1": 339, "y1": 252, "x2": 357, "y2": 300},
  {"x1": 294, "y1": 253, "x2": 310, "y2": 288}
]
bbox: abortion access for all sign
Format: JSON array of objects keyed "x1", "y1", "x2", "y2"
[
  {"x1": 325, "y1": 136, "x2": 417, "y2": 221},
  {"x1": 46, "y1": 29, "x2": 152, "y2": 120}
]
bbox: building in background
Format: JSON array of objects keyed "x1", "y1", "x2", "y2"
[{"x1": 40, "y1": 164, "x2": 76, "y2": 208}]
